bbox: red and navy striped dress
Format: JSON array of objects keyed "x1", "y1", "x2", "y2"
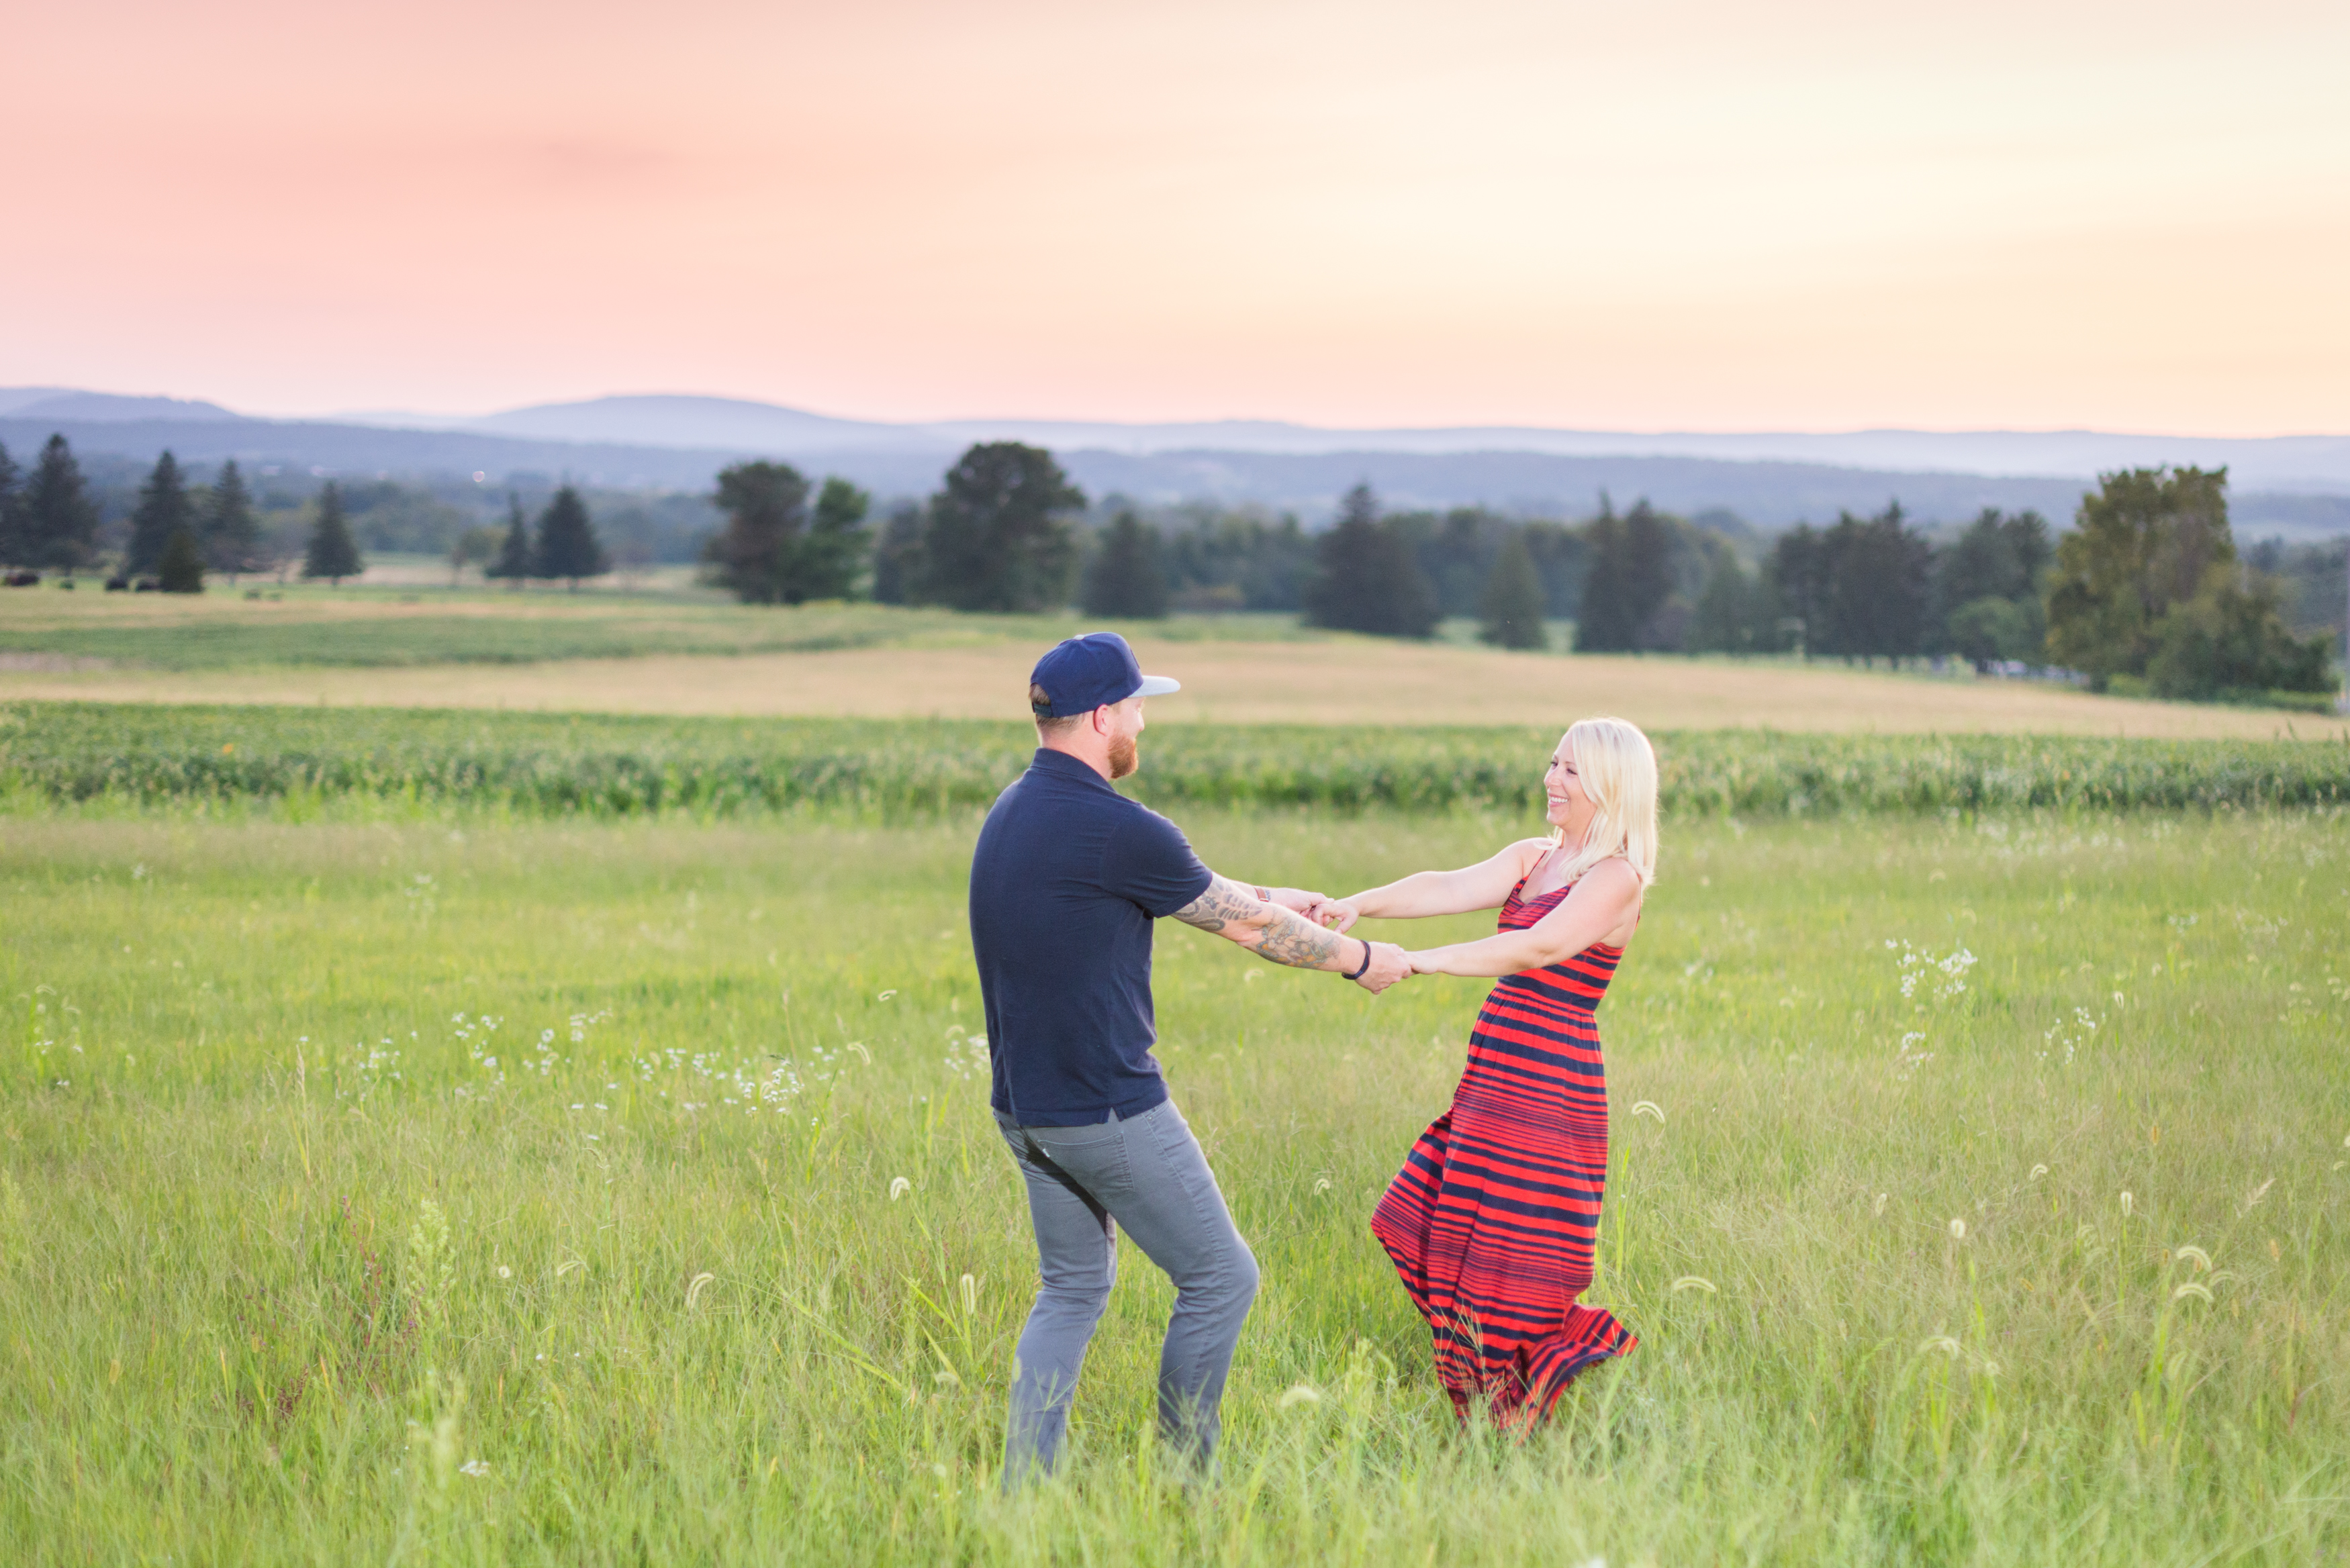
[{"x1": 1372, "y1": 871, "x2": 1636, "y2": 1424}]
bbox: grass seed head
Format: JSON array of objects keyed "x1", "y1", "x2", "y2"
[
  {"x1": 889, "y1": 1177, "x2": 910, "y2": 1202},
  {"x1": 1670, "y1": 1276, "x2": 1718, "y2": 1294},
  {"x1": 2120, "y1": 1191, "x2": 2134, "y2": 1217},
  {"x1": 686, "y1": 1271, "x2": 715, "y2": 1309},
  {"x1": 1277, "y1": 1384, "x2": 1321, "y2": 1410},
  {"x1": 1948, "y1": 1218, "x2": 1967, "y2": 1240},
  {"x1": 2171, "y1": 1245, "x2": 2212, "y2": 1271},
  {"x1": 1918, "y1": 1336, "x2": 1961, "y2": 1357},
  {"x1": 2173, "y1": 1281, "x2": 2214, "y2": 1303}
]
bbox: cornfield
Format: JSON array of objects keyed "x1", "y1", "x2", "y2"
[{"x1": 5, "y1": 701, "x2": 2345, "y2": 818}]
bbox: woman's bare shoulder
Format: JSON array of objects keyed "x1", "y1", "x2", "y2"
[{"x1": 1499, "y1": 836, "x2": 1554, "y2": 870}]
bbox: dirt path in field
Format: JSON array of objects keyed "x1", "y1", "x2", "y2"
[{"x1": 3, "y1": 639, "x2": 2342, "y2": 738}]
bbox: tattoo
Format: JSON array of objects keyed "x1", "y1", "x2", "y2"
[
  {"x1": 1170, "y1": 875, "x2": 1263, "y2": 934},
  {"x1": 1172, "y1": 875, "x2": 1348, "y2": 969}
]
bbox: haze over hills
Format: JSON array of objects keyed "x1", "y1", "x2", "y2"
[{"x1": 7, "y1": 387, "x2": 2349, "y2": 535}]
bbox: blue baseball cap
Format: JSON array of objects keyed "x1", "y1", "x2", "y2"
[{"x1": 1028, "y1": 632, "x2": 1181, "y2": 718}]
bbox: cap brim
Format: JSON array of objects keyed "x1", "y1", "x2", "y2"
[{"x1": 1135, "y1": 674, "x2": 1182, "y2": 697}]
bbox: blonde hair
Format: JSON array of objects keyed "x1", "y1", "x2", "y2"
[{"x1": 1548, "y1": 717, "x2": 1659, "y2": 888}]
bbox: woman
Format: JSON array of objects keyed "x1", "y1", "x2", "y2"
[{"x1": 1317, "y1": 717, "x2": 1656, "y2": 1428}]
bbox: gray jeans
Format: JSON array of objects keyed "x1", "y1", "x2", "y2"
[{"x1": 994, "y1": 1098, "x2": 1259, "y2": 1483}]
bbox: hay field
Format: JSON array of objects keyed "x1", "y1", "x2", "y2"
[
  {"x1": 5, "y1": 638, "x2": 2343, "y2": 739},
  {"x1": 2, "y1": 584, "x2": 2340, "y2": 737}
]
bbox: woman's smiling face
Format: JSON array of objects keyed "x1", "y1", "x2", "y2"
[{"x1": 1544, "y1": 737, "x2": 1596, "y2": 840}]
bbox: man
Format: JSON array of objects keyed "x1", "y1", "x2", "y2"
[{"x1": 970, "y1": 632, "x2": 1409, "y2": 1485}]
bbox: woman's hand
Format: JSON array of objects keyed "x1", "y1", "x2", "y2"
[{"x1": 1313, "y1": 897, "x2": 1362, "y2": 933}]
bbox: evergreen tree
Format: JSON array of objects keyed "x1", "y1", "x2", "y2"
[
  {"x1": 1574, "y1": 501, "x2": 1634, "y2": 650},
  {"x1": 301, "y1": 482, "x2": 363, "y2": 585},
  {"x1": 797, "y1": 478, "x2": 872, "y2": 602},
  {"x1": 1081, "y1": 509, "x2": 1170, "y2": 618},
  {"x1": 1685, "y1": 547, "x2": 1755, "y2": 654},
  {"x1": 487, "y1": 494, "x2": 534, "y2": 586},
  {"x1": 0, "y1": 440, "x2": 23, "y2": 569},
  {"x1": 1302, "y1": 483, "x2": 1438, "y2": 638},
  {"x1": 25, "y1": 435, "x2": 100, "y2": 573},
  {"x1": 1767, "y1": 523, "x2": 1830, "y2": 657},
  {"x1": 869, "y1": 501, "x2": 925, "y2": 605},
  {"x1": 1619, "y1": 499, "x2": 1677, "y2": 648},
  {"x1": 1821, "y1": 503, "x2": 1932, "y2": 664},
  {"x1": 917, "y1": 443, "x2": 1085, "y2": 612},
  {"x1": 156, "y1": 526, "x2": 206, "y2": 593},
  {"x1": 533, "y1": 486, "x2": 609, "y2": 589},
  {"x1": 126, "y1": 450, "x2": 195, "y2": 577},
  {"x1": 1477, "y1": 528, "x2": 1548, "y2": 649},
  {"x1": 704, "y1": 460, "x2": 810, "y2": 603},
  {"x1": 203, "y1": 459, "x2": 265, "y2": 578}
]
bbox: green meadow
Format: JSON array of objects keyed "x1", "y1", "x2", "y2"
[{"x1": 5, "y1": 767, "x2": 2346, "y2": 1563}]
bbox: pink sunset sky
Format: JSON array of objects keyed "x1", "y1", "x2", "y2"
[{"x1": 7, "y1": 0, "x2": 2347, "y2": 435}]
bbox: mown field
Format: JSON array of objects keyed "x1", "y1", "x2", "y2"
[
  {"x1": 6, "y1": 585, "x2": 2342, "y2": 738},
  {"x1": 0, "y1": 584, "x2": 1313, "y2": 671},
  {"x1": 3, "y1": 710, "x2": 2347, "y2": 1564}
]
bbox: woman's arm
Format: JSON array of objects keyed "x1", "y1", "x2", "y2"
[
  {"x1": 1318, "y1": 838, "x2": 1550, "y2": 930},
  {"x1": 1407, "y1": 858, "x2": 1642, "y2": 978}
]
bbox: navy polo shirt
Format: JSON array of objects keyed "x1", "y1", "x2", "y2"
[{"x1": 969, "y1": 748, "x2": 1215, "y2": 1126}]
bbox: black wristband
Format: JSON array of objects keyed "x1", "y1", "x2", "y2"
[{"x1": 1344, "y1": 938, "x2": 1374, "y2": 980}]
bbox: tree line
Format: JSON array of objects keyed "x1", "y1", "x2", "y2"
[
  {"x1": 706, "y1": 442, "x2": 2335, "y2": 703},
  {"x1": 5, "y1": 430, "x2": 2336, "y2": 703},
  {"x1": 0, "y1": 434, "x2": 622, "y2": 593}
]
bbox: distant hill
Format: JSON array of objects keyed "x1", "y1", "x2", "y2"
[
  {"x1": 335, "y1": 392, "x2": 2350, "y2": 493},
  {"x1": 5, "y1": 388, "x2": 2346, "y2": 535}
]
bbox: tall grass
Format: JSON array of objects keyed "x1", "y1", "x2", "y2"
[
  {"x1": 3, "y1": 807, "x2": 2345, "y2": 1563},
  {"x1": 6, "y1": 701, "x2": 2349, "y2": 819}
]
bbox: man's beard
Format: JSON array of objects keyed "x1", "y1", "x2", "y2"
[{"x1": 1107, "y1": 733, "x2": 1139, "y2": 779}]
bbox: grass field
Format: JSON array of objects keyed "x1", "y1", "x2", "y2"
[
  {"x1": 5, "y1": 583, "x2": 2343, "y2": 738},
  {"x1": 6, "y1": 793, "x2": 2346, "y2": 1563}
]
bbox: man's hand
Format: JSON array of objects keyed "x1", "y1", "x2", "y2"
[
  {"x1": 1352, "y1": 941, "x2": 1410, "y2": 993},
  {"x1": 1262, "y1": 887, "x2": 1327, "y2": 916}
]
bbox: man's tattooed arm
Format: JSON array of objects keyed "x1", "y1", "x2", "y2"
[{"x1": 1170, "y1": 874, "x2": 1358, "y2": 971}]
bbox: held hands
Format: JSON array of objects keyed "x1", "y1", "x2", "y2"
[
  {"x1": 1311, "y1": 897, "x2": 1362, "y2": 934},
  {"x1": 1352, "y1": 940, "x2": 1411, "y2": 994},
  {"x1": 1260, "y1": 887, "x2": 1404, "y2": 991}
]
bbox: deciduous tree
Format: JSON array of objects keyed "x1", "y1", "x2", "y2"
[
  {"x1": 918, "y1": 444, "x2": 1084, "y2": 613},
  {"x1": 156, "y1": 526, "x2": 205, "y2": 593},
  {"x1": 2046, "y1": 467, "x2": 2329, "y2": 697},
  {"x1": 796, "y1": 477, "x2": 871, "y2": 602},
  {"x1": 705, "y1": 460, "x2": 810, "y2": 603}
]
